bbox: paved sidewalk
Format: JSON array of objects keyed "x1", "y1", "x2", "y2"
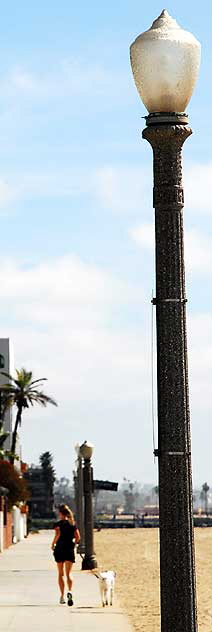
[{"x1": 0, "y1": 530, "x2": 133, "y2": 632}]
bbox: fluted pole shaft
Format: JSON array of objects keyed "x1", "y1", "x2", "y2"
[
  {"x1": 143, "y1": 119, "x2": 197, "y2": 632},
  {"x1": 81, "y1": 457, "x2": 97, "y2": 570},
  {"x1": 77, "y1": 456, "x2": 85, "y2": 553}
]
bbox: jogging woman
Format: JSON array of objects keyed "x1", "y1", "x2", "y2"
[{"x1": 51, "y1": 504, "x2": 80, "y2": 605}]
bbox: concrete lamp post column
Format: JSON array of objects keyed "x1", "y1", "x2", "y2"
[
  {"x1": 73, "y1": 469, "x2": 78, "y2": 522},
  {"x1": 74, "y1": 446, "x2": 85, "y2": 554},
  {"x1": 79, "y1": 441, "x2": 97, "y2": 570},
  {"x1": 130, "y1": 10, "x2": 201, "y2": 632}
]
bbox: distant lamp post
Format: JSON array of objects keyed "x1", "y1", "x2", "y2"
[
  {"x1": 79, "y1": 440, "x2": 97, "y2": 570},
  {"x1": 130, "y1": 10, "x2": 200, "y2": 632}
]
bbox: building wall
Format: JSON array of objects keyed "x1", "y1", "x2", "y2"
[
  {"x1": 24, "y1": 467, "x2": 55, "y2": 517},
  {"x1": 0, "y1": 497, "x2": 13, "y2": 551},
  {"x1": 3, "y1": 512, "x2": 13, "y2": 549},
  {"x1": 0, "y1": 338, "x2": 14, "y2": 451},
  {"x1": 0, "y1": 509, "x2": 3, "y2": 552},
  {"x1": 13, "y1": 506, "x2": 27, "y2": 542}
]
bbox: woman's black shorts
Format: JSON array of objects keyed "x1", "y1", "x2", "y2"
[{"x1": 53, "y1": 546, "x2": 75, "y2": 563}]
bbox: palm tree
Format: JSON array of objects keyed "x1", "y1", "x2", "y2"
[{"x1": 0, "y1": 368, "x2": 57, "y2": 463}]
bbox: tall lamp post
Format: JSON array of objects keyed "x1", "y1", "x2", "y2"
[
  {"x1": 130, "y1": 10, "x2": 200, "y2": 632},
  {"x1": 79, "y1": 440, "x2": 97, "y2": 570}
]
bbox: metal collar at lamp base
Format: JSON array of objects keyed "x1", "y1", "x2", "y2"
[
  {"x1": 145, "y1": 112, "x2": 189, "y2": 126},
  {"x1": 81, "y1": 553, "x2": 98, "y2": 571}
]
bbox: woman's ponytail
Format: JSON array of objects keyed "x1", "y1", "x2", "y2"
[{"x1": 59, "y1": 503, "x2": 75, "y2": 525}]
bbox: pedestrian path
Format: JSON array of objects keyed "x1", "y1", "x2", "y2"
[{"x1": 0, "y1": 530, "x2": 133, "y2": 632}]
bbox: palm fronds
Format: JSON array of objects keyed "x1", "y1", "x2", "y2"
[{"x1": 0, "y1": 368, "x2": 58, "y2": 463}]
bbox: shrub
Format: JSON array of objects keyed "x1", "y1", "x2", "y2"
[
  {"x1": 28, "y1": 518, "x2": 56, "y2": 530},
  {"x1": 0, "y1": 460, "x2": 30, "y2": 510}
]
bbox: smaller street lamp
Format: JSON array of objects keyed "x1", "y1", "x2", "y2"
[
  {"x1": 79, "y1": 440, "x2": 97, "y2": 570},
  {"x1": 74, "y1": 444, "x2": 85, "y2": 554}
]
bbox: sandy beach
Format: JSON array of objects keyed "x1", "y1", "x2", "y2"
[{"x1": 94, "y1": 527, "x2": 212, "y2": 632}]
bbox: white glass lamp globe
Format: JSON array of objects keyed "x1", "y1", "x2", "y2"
[
  {"x1": 79, "y1": 440, "x2": 94, "y2": 460},
  {"x1": 130, "y1": 9, "x2": 201, "y2": 113}
]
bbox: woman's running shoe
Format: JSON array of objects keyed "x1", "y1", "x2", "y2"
[{"x1": 67, "y1": 591, "x2": 73, "y2": 606}]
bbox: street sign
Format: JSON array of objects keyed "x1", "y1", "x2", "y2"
[{"x1": 93, "y1": 480, "x2": 118, "y2": 491}]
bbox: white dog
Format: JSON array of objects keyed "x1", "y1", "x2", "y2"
[{"x1": 98, "y1": 570, "x2": 116, "y2": 607}]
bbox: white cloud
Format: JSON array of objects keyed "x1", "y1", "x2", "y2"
[
  {"x1": 1, "y1": 60, "x2": 129, "y2": 107},
  {"x1": 0, "y1": 255, "x2": 145, "y2": 394},
  {"x1": 189, "y1": 313, "x2": 212, "y2": 374},
  {"x1": 92, "y1": 161, "x2": 212, "y2": 216},
  {"x1": 0, "y1": 252, "x2": 210, "y2": 486},
  {"x1": 188, "y1": 313, "x2": 212, "y2": 419},
  {"x1": 93, "y1": 165, "x2": 151, "y2": 213},
  {"x1": 0, "y1": 167, "x2": 94, "y2": 210},
  {"x1": 130, "y1": 223, "x2": 154, "y2": 249},
  {"x1": 185, "y1": 163, "x2": 212, "y2": 213},
  {"x1": 0, "y1": 254, "x2": 139, "y2": 310},
  {"x1": 0, "y1": 159, "x2": 211, "y2": 219},
  {"x1": 0, "y1": 163, "x2": 151, "y2": 212},
  {"x1": 0, "y1": 254, "x2": 152, "y2": 479},
  {"x1": 130, "y1": 222, "x2": 212, "y2": 277},
  {"x1": 185, "y1": 230, "x2": 212, "y2": 275},
  {"x1": 12, "y1": 69, "x2": 36, "y2": 92},
  {"x1": 0, "y1": 178, "x2": 16, "y2": 209},
  {"x1": 187, "y1": 312, "x2": 212, "y2": 486}
]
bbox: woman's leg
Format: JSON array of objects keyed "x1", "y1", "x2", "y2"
[
  {"x1": 57, "y1": 562, "x2": 65, "y2": 596},
  {"x1": 65, "y1": 561, "x2": 73, "y2": 592}
]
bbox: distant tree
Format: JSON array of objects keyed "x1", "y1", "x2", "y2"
[
  {"x1": 192, "y1": 493, "x2": 196, "y2": 513},
  {"x1": 123, "y1": 482, "x2": 135, "y2": 513},
  {"x1": 134, "y1": 491, "x2": 140, "y2": 510},
  {"x1": 40, "y1": 451, "x2": 55, "y2": 516},
  {"x1": 94, "y1": 489, "x2": 100, "y2": 517},
  {"x1": 0, "y1": 460, "x2": 30, "y2": 510},
  {"x1": 0, "y1": 368, "x2": 57, "y2": 463},
  {"x1": 153, "y1": 485, "x2": 159, "y2": 505},
  {"x1": 201, "y1": 482, "x2": 210, "y2": 515},
  {"x1": 54, "y1": 477, "x2": 75, "y2": 509}
]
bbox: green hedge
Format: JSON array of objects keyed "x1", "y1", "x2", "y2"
[{"x1": 28, "y1": 518, "x2": 56, "y2": 530}]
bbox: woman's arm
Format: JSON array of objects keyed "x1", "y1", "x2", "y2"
[
  {"x1": 74, "y1": 527, "x2": 80, "y2": 544},
  {"x1": 51, "y1": 526, "x2": 60, "y2": 550}
]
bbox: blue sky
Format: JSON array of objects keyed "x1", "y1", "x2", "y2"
[{"x1": 0, "y1": 1, "x2": 211, "y2": 487}]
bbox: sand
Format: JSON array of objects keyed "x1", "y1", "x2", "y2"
[{"x1": 94, "y1": 527, "x2": 212, "y2": 632}]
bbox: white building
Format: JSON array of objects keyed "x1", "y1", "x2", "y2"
[
  {"x1": 0, "y1": 339, "x2": 26, "y2": 549},
  {"x1": 0, "y1": 338, "x2": 14, "y2": 452}
]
